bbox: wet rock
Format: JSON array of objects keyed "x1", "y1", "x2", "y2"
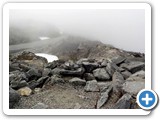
[
  {"x1": 51, "y1": 75, "x2": 65, "y2": 84},
  {"x1": 121, "y1": 70, "x2": 132, "y2": 79},
  {"x1": 31, "y1": 103, "x2": 48, "y2": 109},
  {"x1": 69, "y1": 77, "x2": 86, "y2": 86},
  {"x1": 120, "y1": 61, "x2": 145, "y2": 73},
  {"x1": 83, "y1": 73, "x2": 95, "y2": 81},
  {"x1": 17, "y1": 87, "x2": 32, "y2": 96},
  {"x1": 60, "y1": 67, "x2": 85, "y2": 77},
  {"x1": 93, "y1": 68, "x2": 110, "y2": 81},
  {"x1": 9, "y1": 88, "x2": 20, "y2": 108},
  {"x1": 82, "y1": 62, "x2": 99, "y2": 72},
  {"x1": 113, "y1": 93, "x2": 132, "y2": 109},
  {"x1": 96, "y1": 85, "x2": 112, "y2": 108},
  {"x1": 84, "y1": 80, "x2": 99, "y2": 92}
]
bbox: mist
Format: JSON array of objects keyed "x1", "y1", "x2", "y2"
[{"x1": 10, "y1": 9, "x2": 145, "y2": 53}]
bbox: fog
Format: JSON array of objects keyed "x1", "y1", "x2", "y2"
[{"x1": 10, "y1": 9, "x2": 145, "y2": 53}]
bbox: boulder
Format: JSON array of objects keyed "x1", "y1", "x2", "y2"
[
  {"x1": 82, "y1": 62, "x2": 99, "y2": 72},
  {"x1": 9, "y1": 71, "x2": 28, "y2": 83},
  {"x1": 31, "y1": 103, "x2": 48, "y2": 109},
  {"x1": 121, "y1": 70, "x2": 132, "y2": 79},
  {"x1": 17, "y1": 87, "x2": 32, "y2": 96},
  {"x1": 11, "y1": 51, "x2": 48, "y2": 69},
  {"x1": 69, "y1": 77, "x2": 86, "y2": 86},
  {"x1": 120, "y1": 61, "x2": 145, "y2": 73},
  {"x1": 93, "y1": 68, "x2": 111, "y2": 81},
  {"x1": 122, "y1": 80, "x2": 145, "y2": 95},
  {"x1": 10, "y1": 80, "x2": 28, "y2": 89},
  {"x1": 96, "y1": 85, "x2": 112, "y2": 108},
  {"x1": 113, "y1": 93, "x2": 132, "y2": 109},
  {"x1": 26, "y1": 68, "x2": 41, "y2": 80},
  {"x1": 84, "y1": 80, "x2": 99, "y2": 92},
  {"x1": 131, "y1": 70, "x2": 145, "y2": 79},
  {"x1": 106, "y1": 62, "x2": 119, "y2": 76},
  {"x1": 83, "y1": 73, "x2": 95, "y2": 81},
  {"x1": 112, "y1": 72, "x2": 125, "y2": 85},
  {"x1": 111, "y1": 56, "x2": 126, "y2": 65},
  {"x1": 60, "y1": 67, "x2": 85, "y2": 77},
  {"x1": 9, "y1": 88, "x2": 21, "y2": 108}
]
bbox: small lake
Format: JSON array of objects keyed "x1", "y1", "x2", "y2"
[{"x1": 35, "y1": 53, "x2": 58, "y2": 62}]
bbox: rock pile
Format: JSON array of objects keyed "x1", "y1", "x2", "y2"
[{"x1": 9, "y1": 51, "x2": 145, "y2": 109}]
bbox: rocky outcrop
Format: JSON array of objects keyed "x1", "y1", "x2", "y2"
[{"x1": 9, "y1": 51, "x2": 145, "y2": 109}]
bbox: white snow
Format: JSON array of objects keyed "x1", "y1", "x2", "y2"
[{"x1": 35, "y1": 53, "x2": 58, "y2": 62}]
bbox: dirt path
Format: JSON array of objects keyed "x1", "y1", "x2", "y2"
[{"x1": 14, "y1": 83, "x2": 100, "y2": 109}]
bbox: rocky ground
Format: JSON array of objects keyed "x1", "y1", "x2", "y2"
[{"x1": 9, "y1": 50, "x2": 145, "y2": 109}]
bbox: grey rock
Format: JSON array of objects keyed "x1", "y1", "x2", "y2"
[
  {"x1": 93, "y1": 68, "x2": 111, "y2": 81},
  {"x1": 16, "y1": 80, "x2": 28, "y2": 89},
  {"x1": 120, "y1": 61, "x2": 145, "y2": 73},
  {"x1": 9, "y1": 88, "x2": 20, "y2": 108},
  {"x1": 84, "y1": 80, "x2": 99, "y2": 92},
  {"x1": 122, "y1": 77, "x2": 145, "y2": 95},
  {"x1": 28, "y1": 80, "x2": 39, "y2": 90},
  {"x1": 106, "y1": 62, "x2": 119, "y2": 76},
  {"x1": 82, "y1": 62, "x2": 99, "y2": 72},
  {"x1": 42, "y1": 68, "x2": 51, "y2": 77},
  {"x1": 51, "y1": 68, "x2": 62, "y2": 75},
  {"x1": 76, "y1": 58, "x2": 91, "y2": 65},
  {"x1": 26, "y1": 68, "x2": 41, "y2": 79},
  {"x1": 121, "y1": 70, "x2": 132, "y2": 79},
  {"x1": 31, "y1": 103, "x2": 48, "y2": 109},
  {"x1": 96, "y1": 85, "x2": 112, "y2": 108},
  {"x1": 112, "y1": 72, "x2": 125, "y2": 85},
  {"x1": 83, "y1": 73, "x2": 95, "y2": 81},
  {"x1": 51, "y1": 75, "x2": 65, "y2": 84},
  {"x1": 36, "y1": 76, "x2": 50, "y2": 88},
  {"x1": 45, "y1": 61, "x2": 57, "y2": 69},
  {"x1": 113, "y1": 93, "x2": 132, "y2": 109},
  {"x1": 131, "y1": 70, "x2": 145, "y2": 79},
  {"x1": 100, "y1": 59, "x2": 108, "y2": 67},
  {"x1": 111, "y1": 56, "x2": 126, "y2": 65},
  {"x1": 9, "y1": 71, "x2": 28, "y2": 83},
  {"x1": 60, "y1": 67, "x2": 85, "y2": 77},
  {"x1": 69, "y1": 77, "x2": 86, "y2": 86}
]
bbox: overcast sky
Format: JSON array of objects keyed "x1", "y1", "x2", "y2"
[{"x1": 10, "y1": 9, "x2": 145, "y2": 53}]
